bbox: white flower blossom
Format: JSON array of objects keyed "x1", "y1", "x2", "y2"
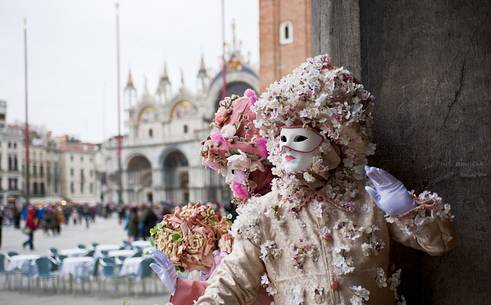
[{"x1": 376, "y1": 267, "x2": 388, "y2": 288}]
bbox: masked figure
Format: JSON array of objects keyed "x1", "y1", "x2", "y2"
[
  {"x1": 195, "y1": 55, "x2": 456, "y2": 305},
  {"x1": 151, "y1": 90, "x2": 274, "y2": 305}
]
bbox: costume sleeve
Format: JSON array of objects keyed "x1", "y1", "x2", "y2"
[
  {"x1": 170, "y1": 279, "x2": 208, "y2": 305},
  {"x1": 194, "y1": 235, "x2": 265, "y2": 305},
  {"x1": 387, "y1": 191, "x2": 457, "y2": 256}
]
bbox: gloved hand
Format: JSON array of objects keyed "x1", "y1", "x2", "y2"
[
  {"x1": 365, "y1": 166, "x2": 416, "y2": 216},
  {"x1": 150, "y1": 249, "x2": 177, "y2": 294}
]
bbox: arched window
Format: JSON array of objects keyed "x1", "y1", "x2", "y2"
[
  {"x1": 148, "y1": 128, "x2": 153, "y2": 138},
  {"x1": 279, "y1": 21, "x2": 294, "y2": 45},
  {"x1": 183, "y1": 124, "x2": 188, "y2": 134}
]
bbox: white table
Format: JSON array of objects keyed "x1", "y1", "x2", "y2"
[
  {"x1": 108, "y1": 249, "x2": 136, "y2": 258},
  {"x1": 60, "y1": 248, "x2": 88, "y2": 257},
  {"x1": 119, "y1": 257, "x2": 146, "y2": 276},
  {"x1": 59, "y1": 256, "x2": 95, "y2": 278},
  {"x1": 94, "y1": 244, "x2": 120, "y2": 258},
  {"x1": 5, "y1": 254, "x2": 40, "y2": 272},
  {"x1": 131, "y1": 240, "x2": 151, "y2": 248}
]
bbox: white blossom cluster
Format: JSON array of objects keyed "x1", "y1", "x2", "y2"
[
  {"x1": 260, "y1": 273, "x2": 278, "y2": 296},
  {"x1": 332, "y1": 246, "x2": 355, "y2": 275},
  {"x1": 260, "y1": 240, "x2": 283, "y2": 261},
  {"x1": 350, "y1": 285, "x2": 370, "y2": 305}
]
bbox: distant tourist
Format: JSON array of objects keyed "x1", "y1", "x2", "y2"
[{"x1": 22, "y1": 206, "x2": 38, "y2": 251}]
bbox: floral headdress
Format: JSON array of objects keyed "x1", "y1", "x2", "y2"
[
  {"x1": 201, "y1": 89, "x2": 272, "y2": 203},
  {"x1": 253, "y1": 54, "x2": 376, "y2": 210}
]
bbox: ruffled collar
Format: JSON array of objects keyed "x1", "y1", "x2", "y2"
[{"x1": 271, "y1": 173, "x2": 357, "y2": 215}]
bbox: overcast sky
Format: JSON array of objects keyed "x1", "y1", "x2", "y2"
[{"x1": 0, "y1": 0, "x2": 259, "y2": 143}]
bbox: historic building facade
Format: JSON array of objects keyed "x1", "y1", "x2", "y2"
[
  {"x1": 97, "y1": 46, "x2": 259, "y2": 206},
  {"x1": 0, "y1": 100, "x2": 23, "y2": 204}
]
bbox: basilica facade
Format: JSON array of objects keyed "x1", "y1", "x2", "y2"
[{"x1": 96, "y1": 48, "x2": 258, "y2": 206}]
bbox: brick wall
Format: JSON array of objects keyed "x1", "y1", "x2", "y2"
[{"x1": 259, "y1": 0, "x2": 312, "y2": 92}]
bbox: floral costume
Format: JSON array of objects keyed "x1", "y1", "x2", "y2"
[{"x1": 195, "y1": 55, "x2": 456, "y2": 305}]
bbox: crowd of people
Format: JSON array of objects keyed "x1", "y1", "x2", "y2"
[
  {"x1": 119, "y1": 202, "x2": 173, "y2": 241},
  {"x1": 0, "y1": 200, "x2": 120, "y2": 251},
  {"x1": 0, "y1": 199, "x2": 193, "y2": 250}
]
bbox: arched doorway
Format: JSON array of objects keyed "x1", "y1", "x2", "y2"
[
  {"x1": 127, "y1": 155, "x2": 152, "y2": 204},
  {"x1": 162, "y1": 150, "x2": 189, "y2": 204},
  {"x1": 214, "y1": 81, "x2": 253, "y2": 111}
]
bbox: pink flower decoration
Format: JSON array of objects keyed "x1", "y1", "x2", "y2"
[
  {"x1": 231, "y1": 181, "x2": 250, "y2": 201},
  {"x1": 255, "y1": 137, "x2": 269, "y2": 160},
  {"x1": 211, "y1": 131, "x2": 226, "y2": 144},
  {"x1": 232, "y1": 170, "x2": 247, "y2": 184},
  {"x1": 244, "y1": 89, "x2": 257, "y2": 105}
]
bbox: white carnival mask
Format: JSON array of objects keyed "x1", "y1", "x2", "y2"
[{"x1": 279, "y1": 127, "x2": 324, "y2": 173}]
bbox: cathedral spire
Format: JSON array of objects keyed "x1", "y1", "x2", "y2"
[
  {"x1": 179, "y1": 68, "x2": 188, "y2": 94},
  {"x1": 124, "y1": 69, "x2": 137, "y2": 107},
  {"x1": 156, "y1": 60, "x2": 172, "y2": 103},
  {"x1": 197, "y1": 53, "x2": 209, "y2": 92}
]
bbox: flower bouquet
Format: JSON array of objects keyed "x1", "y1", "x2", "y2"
[{"x1": 150, "y1": 203, "x2": 232, "y2": 272}]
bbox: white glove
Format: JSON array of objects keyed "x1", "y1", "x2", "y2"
[
  {"x1": 364, "y1": 166, "x2": 416, "y2": 216},
  {"x1": 150, "y1": 249, "x2": 177, "y2": 294}
]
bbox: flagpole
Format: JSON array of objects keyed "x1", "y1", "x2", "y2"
[
  {"x1": 115, "y1": 2, "x2": 123, "y2": 205},
  {"x1": 23, "y1": 18, "x2": 30, "y2": 206},
  {"x1": 221, "y1": 0, "x2": 227, "y2": 100}
]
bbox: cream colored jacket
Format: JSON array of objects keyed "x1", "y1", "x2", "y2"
[{"x1": 195, "y1": 186, "x2": 456, "y2": 305}]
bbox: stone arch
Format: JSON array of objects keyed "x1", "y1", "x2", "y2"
[
  {"x1": 126, "y1": 154, "x2": 153, "y2": 203},
  {"x1": 160, "y1": 148, "x2": 190, "y2": 204},
  {"x1": 205, "y1": 69, "x2": 259, "y2": 119}
]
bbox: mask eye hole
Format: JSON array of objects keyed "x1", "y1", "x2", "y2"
[
  {"x1": 293, "y1": 135, "x2": 308, "y2": 142},
  {"x1": 231, "y1": 169, "x2": 235, "y2": 175},
  {"x1": 280, "y1": 135, "x2": 287, "y2": 142}
]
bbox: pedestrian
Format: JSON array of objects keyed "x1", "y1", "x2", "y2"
[
  {"x1": 72, "y1": 208, "x2": 79, "y2": 225},
  {"x1": 127, "y1": 207, "x2": 139, "y2": 241},
  {"x1": 22, "y1": 206, "x2": 37, "y2": 250},
  {"x1": 55, "y1": 207, "x2": 64, "y2": 235},
  {"x1": 0, "y1": 206, "x2": 3, "y2": 248},
  {"x1": 142, "y1": 204, "x2": 158, "y2": 240}
]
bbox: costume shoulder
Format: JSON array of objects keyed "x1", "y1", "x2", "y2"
[{"x1": 231, "y1": 191, "x2": 276, "y2": 246}]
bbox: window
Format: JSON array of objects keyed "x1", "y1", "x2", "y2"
[
  {"x1": 148, "y1": 128, "x2": 153, "y2": 138},
  {"x1": 70, "y1": 155, "x2": 74, "y2": 161},
  {"x1": 8, "y1": 142, "x2": 11, "y2": 148},
  {"x1": 13, "y1": 142, "x2": 16, "y2": 148},
  {"x1": 33, "y1": 182, "x2": 38, "y2": 194},
  {"x1": 81, "y1": 156, "x2": 84, "y2": 162},
  {"x1": 70, "y1": 182, "x2": 75, "y2": 193},
  {"x1": 8, "y1": 178, "x2": 18, "y2": 190},
  {"x1": 80, "y1": 182, "x2": 84, "y2": 194},
  {"x1": 183, "y1": 125, "x2": 188, "y2": 134},
  {"x1": 0, "y1": 178, "x2": 2, "y2": 191},
  {"x1": 70, "y1": 168, "x2": 74, "y2": 176},
  {"x1": 40, "y1": 165, "x2": 44, "y2": 177},
  {"x1": 279, "y1": 21, "x2": 294, "y2": 45},
  {"x1": 40, "y1": 183, "x2": 45, "y2": 195},
  {"x1": 89, "y1": 183, "x2": 93, "y2": 193}
]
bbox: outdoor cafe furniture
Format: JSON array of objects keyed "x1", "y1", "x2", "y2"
[
  {"x1": 60, "y1": 248, "x2": 88, "y2": 257},
  {"x1": 131, "y1": 240, "x2": 151, "y2": 249},
  {"x1": 59, "y1": 256, "x2": 96, "y2": 293},
  {"x1": 94, "y1": 244, "x2": 120, "y2": 258},
  {"x1": 107, "y1": 249, "x2": 137, "y2": 258},
  {"x1": 5, "y1": 254, "x2": 40, "y2": 273}
]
